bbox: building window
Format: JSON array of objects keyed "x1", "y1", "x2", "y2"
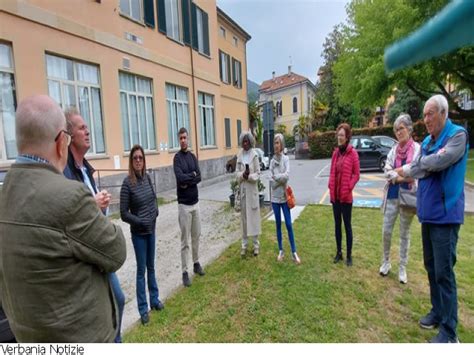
[
  {"x1": 278, "y1": 100, "x2": 283, "y2": 116},
  {"x1": 237, "y1": 119, "x2": 242, "y2": 143},
  {"x1": 293, "y1": 97, "x2": 298, "y2": 113},
  {"x1": 232, "y1": 58, "x2": 242, "y2": 89},
  {"x1": 193, "y1": 4, "x2": 210, "y2": 55},
  {"x1": 0, "y1": 43, "x2": 17, "y2": 161},
  {"x1": 224, "y1": 118, "x2": 231, "y2": 148},
  {"x1": 233, "y1": 36, "x2": 238, "y2": 47},
  {"x1": 219, "y1": 26, "x2": 226, "y2": 38},
  {"x1": 275, "y1": 101, "x2": 280, "y2": 117},
  {"x1": 198, "y1": 92, "x2": 215, "y2": 147},
  {"x1": 46, "y1": 54, "x2": 105, "y2": 154},
  {"x1": 120, "y1": 0, "x2": 143, "y2": 22},
  {"x1": 166, "y1": 83, "x2": 190, "y2": 150},
  {"x1": 165, "y1": 0, "x2": 182, "y2": 41},
  {"x1": 219, "y1": 50, "x2": 231, "y2": 84},
  {"x1": 119, "y1": 72, "x2": 156, "y2": 152}
]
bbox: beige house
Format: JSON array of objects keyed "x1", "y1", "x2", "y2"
[
  {"x1": 0, "y1": 0, "x2": 250, "y2": 191},
  {"x1": 259, "y1": 67, "x2": 315, "y2": 134}
]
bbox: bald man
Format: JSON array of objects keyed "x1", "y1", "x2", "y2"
[{"x1": 0, "y1": 95, "x2": 126, "y2": 342}]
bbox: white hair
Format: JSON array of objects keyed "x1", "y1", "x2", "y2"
[
  {"x1": 239, "y1": 131, "x2": 255, "y2": 148},
  {"x1": 16, "y1": 95, "x2": 66, "y2": 153},
  {"x1": 426, "y1": 94, "x2": 449, "y2": 119},
  {"x1": 273, "y1": 133, "x2": 285, "y2": 149},
  {"x1": 393, "y1": 113, "x2": 413, "y2": 134}
]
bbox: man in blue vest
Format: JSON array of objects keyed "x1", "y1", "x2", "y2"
[{"x1": 396, "y1": 94, "x2": 469, "y2": 343}]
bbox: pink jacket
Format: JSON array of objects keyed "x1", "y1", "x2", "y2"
[{"x1": 328, "y1": 145, "x2": 360, "y2": 203}]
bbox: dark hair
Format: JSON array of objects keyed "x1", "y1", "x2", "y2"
[
  {"x1": 178, "y1": 127, "x2": 188, "y2": 136},
  {"x1": 336, "y1": 123, "x2": 352, "y2": 142},
  {"x1": 128, "y1": 144, "x2": 146, "y2": 185}
]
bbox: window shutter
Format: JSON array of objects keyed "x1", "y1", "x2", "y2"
[
  {"x1": 202, "y1": 10, "x2": 210, "y2": 56},
  {"x1": 226, "y1": 54, "x2": 231, "y2": 84},
  {"x1": 191, "y1": 2, "x2": 198, "y2": 50},
  {"x1": 182, "y1": 0, "x2": 191, "y2": 45},
  {"x1": 238, "y1": 61, "x2": 242, "y2": 88},
  {"x1": 157, "y1": 0, "x2": 166, "y2": 34},
  {"x1": 219, "y1": 51, "x2": 223, "y2": 81},
  {"x1": 144, "y1": 0, "x2": 155, "y2": 28},
  {"x1": 232, "y1": 58, "x2": 236, "y2": 86}
]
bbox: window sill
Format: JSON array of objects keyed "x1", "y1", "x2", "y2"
[
  {"x1": 200, "y1": 146, "x2": 218, "y2": 150},
  {"x1": 197, "y1": 51, "x2": 211, "y2": 60},
  {"x1": 86, "y1": 154, "x2": 110, "y2": 161},
  {"x1": 167, "y1": 36, "x2": 185, "y2": 47},
  {"x1": 119, "y1": 13, "x2": 146, "y2": 27},
  {"x1": 123, "y1": 150, "x2": 160, "y2": 157}
]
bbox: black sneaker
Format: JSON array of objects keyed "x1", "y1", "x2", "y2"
[
  {"x1": 333, "y1": 252, "x2": 343, "y2": 264},
  {"x1": 346, "y1": 256, "x2": 353, "y2": 267},
  {"x1": 140, "y1": 313, "x2": 149, "y2": 325},
  {"x1": 193, "y1": 262, "x2": 205, "y2": 276},
  {"x1": 419, "y1": 312, "x2": 439, "y2": 330},
  {"x1": 182, "y1": 272, "x2": 192, "y2": 287},
  {"x1": 428, "y1": 332, "x2": 459, "y2": 343},
  {"x1": 151, "y1": 300, "x2": 164, "y2": 311}
]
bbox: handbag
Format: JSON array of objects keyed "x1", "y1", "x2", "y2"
[
  {"x1": 286, "y1": 185, "x2": 296, "y2": 209},
  {"x1": 399, "y1": 188, "x2": 416, "y2": 210}
]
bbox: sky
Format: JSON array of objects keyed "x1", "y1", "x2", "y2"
[{"x1": 216, "y1": 0, "x2": 350, "y2": 86}]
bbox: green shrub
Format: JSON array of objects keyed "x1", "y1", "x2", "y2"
[{"x1": 284, "y1": 134, "x2": 295, "y2": 148}]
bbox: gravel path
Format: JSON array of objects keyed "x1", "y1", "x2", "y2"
[{"x1": 114, "y1": 199, "x2": 241, "y2": 333}]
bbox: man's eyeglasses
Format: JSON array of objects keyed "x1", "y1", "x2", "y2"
[
  {"x1": 55, "y1": 130, "x2": 72, "y2": 146},
  {"x1": 133, "y1": 156, "x2": 144, "y2": 161}
]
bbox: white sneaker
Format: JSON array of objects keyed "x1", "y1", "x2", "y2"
[
  {"x1": 277, "y1": 250, "x2": 284, "y2": 262},
  {"x1": 379, "y1": 261, "x2": 391, "y2": 276},
  {"x1": 293, "y1": 252, "x2": 301, "y2": 265},
  {"x1": 399, "y1": 266, "x2": 408, "y2": 284}
]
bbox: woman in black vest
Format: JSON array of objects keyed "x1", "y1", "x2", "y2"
[{"x1": 120, "y1": 144, "x2": 163, "y2": 325}]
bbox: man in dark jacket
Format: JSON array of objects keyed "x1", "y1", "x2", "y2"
[
  {"x1": 63, "y1": 107, "x2": 125, "y2": 343},
  {"x1": 173, "y1": 127, "x2": 205, "y2": 287}
]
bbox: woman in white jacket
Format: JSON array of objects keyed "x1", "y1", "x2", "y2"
[
  {"x1": 270, "y1": 134, "x2": 301, "y2": 264},
  {"x1": 380, "y1": 114, "x2": 421, "y2": 284},
  {"x1": 236, "y1": 131, "x2": 261, "y2": 257}
]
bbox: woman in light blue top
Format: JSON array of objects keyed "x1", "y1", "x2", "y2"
[{"x1": 270, "y1": 134, "x2": 300, "y2": 264}]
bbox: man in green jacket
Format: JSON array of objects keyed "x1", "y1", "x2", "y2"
[{"x1": 0, "y1": 95, "x2": 126, "y2": 342}]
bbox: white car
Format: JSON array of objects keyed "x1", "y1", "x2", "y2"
[{"x1": 255, "y1": 148, "x2": 269, "y2": 170}]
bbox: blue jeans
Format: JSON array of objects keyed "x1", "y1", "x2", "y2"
[
  {"x1": 109, "y1": 272, "x2": 125, "y2": 343},
  {"x1": 272, "y1": 202, "x2": 296, "y2": 253},
  {"x1": 422, "y1": 223, "x2": 459, "y2": 339},
  {"x1": 132, "y1": 232, "x2": 160, "y2": 318}
]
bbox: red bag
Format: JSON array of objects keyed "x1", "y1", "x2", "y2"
[{"x1": 286, "y1": 185, "x2": 296, "y2": 209}]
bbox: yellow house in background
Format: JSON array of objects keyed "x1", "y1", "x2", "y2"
[
  {"x1": 0, "y1": 0, "x2": 250, "y2": 191},
  {"x1": 258, "y1": 67, "x2": 315, "y2": 134}
]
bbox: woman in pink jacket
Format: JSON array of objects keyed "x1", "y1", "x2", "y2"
[{"x1": 328, "y1": 123, "x2": 360, "y2": 266}]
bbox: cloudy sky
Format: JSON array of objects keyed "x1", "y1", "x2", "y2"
[{"x1": 216, "y1": 0, "x2": 350, "y2": 85}]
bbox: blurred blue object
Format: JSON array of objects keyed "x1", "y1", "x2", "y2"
[{"x1": 384, "y1": 0, "x2": 474, "y2": 72}]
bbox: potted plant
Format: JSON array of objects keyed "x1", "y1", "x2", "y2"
[{"x1": 229, "y1": 178, "x2": 239, "y2": 207}]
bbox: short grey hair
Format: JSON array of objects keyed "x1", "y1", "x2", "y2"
[
  {"x1": 273, "y1": 133, "x2": 285, "y2": 150},
  {"x1": 239, "y1": 131, "x2": 255, "y2": 148},
  {"x1": 426, "y1": 94, "x2": 449, "y2": 119},
  {"x1": 64, "y1": 106, "x2": 80, "y2": 133},
  {"x1": 16, "y1": 95, "x2": 66, "y2": 153},
  {"x1": 393, "y1": 113, "x2": 413, "y2": 134}
]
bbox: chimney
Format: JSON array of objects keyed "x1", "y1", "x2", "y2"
[
  {"x1": 288, "y1": 65, "x2": 292, "y2": 76},
  {"x1": 272, "y1": 71, "x2": 275, "y2": 80}
]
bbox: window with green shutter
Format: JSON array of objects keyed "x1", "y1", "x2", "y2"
[
  {"x1": 191, "y1": 3, "x2": 210, "y2": 56},
  {"x1": 143, "y1": 0, "x2": 155, "y2": 28},
  {"x1": 237, "y1": 119, "x2": 242, "y2": 144},
  {"x1": 225, "y1": 118, "x2": 231, "y2": 148}
]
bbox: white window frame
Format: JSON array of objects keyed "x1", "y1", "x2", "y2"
[
  {"x1": 166, "y1": 83, "x2": 191, "y2": 150},
  {"x1": 232, "y1": 58, "x2": 242, "y2": 88},
  {"x1": 0, "y1": 43, "x2": 17, "y2": 162},
  {"x1": 119, "y1": 72, "x2": 156, "y2": 152},
  {"x1": 219, "y1": 26, "x2": 226, "y2": 38},
  {"x1": 198, "y1": 92, "x2": 216, "y2": 148},
  {"x1": 46, "y1": 54, "x2": 105, "y2": 155},
  {"x1": 165, "y1": 0, "x2": 182, "y2": 42},
  {"x1": 120, "y1": 0, "x2": 144, "y2": 22},
  {"x1": 220, "y1": 51, "x2": 230, "y2": 84},
  {"x1": 196, "y1": 6, "x2": 205, "y2": 53}
]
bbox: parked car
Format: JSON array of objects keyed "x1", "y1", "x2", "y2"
[
  {"x1": 372, "y1": 135, "x2": 397, "y2": 149},
  {"x1": 350, "y1": 135, "x2": 390, "y2": 171},
  {"x1": 226, "y1": 155, "x2": 237, "y2": 173},
  {"x1": 255, "y1": 148, "x2": 269, "y2": 170}
]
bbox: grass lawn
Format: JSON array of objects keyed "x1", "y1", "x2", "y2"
[
  {"x1": 124, "y1": 205, "x2": 474, "y2": 343},
  {"x1": 466, "y1": 149, "x2": 474, "y2": 183}
]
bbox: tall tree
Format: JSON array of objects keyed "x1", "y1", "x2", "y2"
[{"x1": 333, "y1": 0, "x2": 474, "y2": 121}]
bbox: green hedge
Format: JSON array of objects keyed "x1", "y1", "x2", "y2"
[{"x1": 308, "y1": 121, "x2": 428, "y2": 159}]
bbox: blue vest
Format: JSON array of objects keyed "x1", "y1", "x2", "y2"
[{"x1": 417, "y1": 119, "x2": 469, "y2": 224}]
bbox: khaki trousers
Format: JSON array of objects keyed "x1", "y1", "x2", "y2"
[{"x1": 178, "y1": 202, "x2": 201, "y2": 272}]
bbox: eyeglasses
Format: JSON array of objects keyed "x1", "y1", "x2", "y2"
[
  {"x1": 133, "y1": 156, "x2": 144, "y2": 161},
  {"x1": 55, "y1": 130, "x2": 72, "y2": 146}
]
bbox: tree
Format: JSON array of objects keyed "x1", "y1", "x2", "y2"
[
  {"x1": 387, "y1": 89, "x2": 423, "y2": 123},
  {"x1": 333, "y1": 0, "x2": 474, "y2": 122},
  {"x1": 296, "y1": 115, "x2": 312, "y2": 139},
  {"x1": 275, "y1": 124, "x2": 287, "y2": 135},
  {"x1": 248, "y1": 101, "x2": 259, "y2": 135}
]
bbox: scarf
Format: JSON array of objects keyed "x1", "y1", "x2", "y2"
[{"x1": 395, "y1": 138, "x2": 415, "y2": 168}]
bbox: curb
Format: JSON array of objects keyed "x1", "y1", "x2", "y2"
[{"x1": 465, "y1": 181, "x2": 474, "y2": 191}]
